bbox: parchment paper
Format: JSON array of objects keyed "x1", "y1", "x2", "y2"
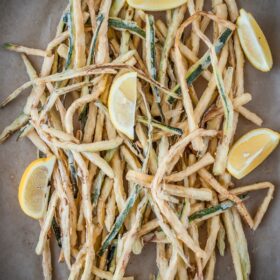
[{"x1": 0, "y1": 0, "x2": 279, "y2": 279}]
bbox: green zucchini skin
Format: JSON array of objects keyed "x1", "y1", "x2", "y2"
[
  {"x1": 91, "y1": 149, "x2": 116, "y2": 204},
  {"x1": 98, "y1": 185, "x2": 141, "y2": 256},
  {"x1": 16, "y1": 121, "x2": 32, "y2": 141},
  {"x1": 38, "y1": 150, "x2": 47, "y2": 159},
  {"x1": 146, "y1": 15, "x2": 164, "y2": 121},
  {"x1": 189, "y1": 194, "x2": 248, "y2": 222},
  {"x1": 65, "y1": 11, "x2": 73, "y2": 70},
  {"x1": 79, "y1": 102, "x2": 89, "y2": 130},
  {"x1": 147, "y1": 15, "x2": 157, "y2": 85},
  {"x1": 38, "y1": 146, "x2": 62, "y2": 248},
  {"x1": 2, "y1": 43, "x2": 13, "y2": 49},
  {"x1": 108, "y1": 17, "x2": 146, "y2": 39},
  {"x1": 67, "y1": 150, "x2": 79, "y2": 199},
  {"x1": 168, "y1": 28, "x2": 233, "y2": 104},
  {"x1": 88, "y1": 13, "x2": 105, "y2": 64},
  {"x1": 138, "y1": 116, "x2": 183, "y2": 136},
  {"x1": 106, "y1": 242, "x2": 117, "y2": 272},
  {"x1": 52, "y1": 217, "x2": 62, "y2": 248}
]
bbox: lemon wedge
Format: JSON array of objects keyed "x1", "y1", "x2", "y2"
[
  {"x1": 127, "y1": 0, "x2": 188, "y2": 11},
  {"x1": 108, "y1": 71, "x2": 137, "y2": 139},
  {"x1": 237, "y1": 9, "x2": 273, "y2": 72},
  {"x1": 227, "y1": 128, "x2": 279, "y2": 179},
  {"x1": 18, "y1": 156, "x2": 56, "y2": 219}
]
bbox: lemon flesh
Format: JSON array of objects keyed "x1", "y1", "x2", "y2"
[
  {"x1": 227, "y1": 128, "x2": 279, "y2": 179},
  {"x1": 108, "y1": 72, "x2": 137, "y2": 139},
  {"x1": 237, "y1": 9, "x2": 273, "y2": 72},
  {"x1": 127, "y1": 0, "x2": 188, "y2": 11},
  {"x1": 18, "y1": 156, "x2": 56, "y2": 219}
]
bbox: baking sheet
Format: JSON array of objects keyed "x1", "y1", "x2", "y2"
[{"x1": 0, "y1": 0, "x2": 279, "y2": 279}]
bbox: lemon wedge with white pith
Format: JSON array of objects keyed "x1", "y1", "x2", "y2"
[
  {"x1": 237, "y1": 9, "x2": 273, "y2": 72},
  {"x1": 127, "y1": 0, "x2": 188, "y2": 11},
  {"x1": 108, "y1": 72, "x2": 137, "y2": 139},
  {"x1": 18, "y1": 156, "x2": 56, "y2": 219},
  {"x1": 227, "y1": 128, "x2": 279, "y2": 179}
]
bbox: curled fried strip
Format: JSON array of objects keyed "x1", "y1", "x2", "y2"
[{"x1": 150, "y1": 129, "x2": 217, "y2": 258}]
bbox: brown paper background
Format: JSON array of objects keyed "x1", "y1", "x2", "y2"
[{"x1": 0, "y1": 0, "x2": 279, "y2": 279}]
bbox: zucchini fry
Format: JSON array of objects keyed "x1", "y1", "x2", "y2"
[
  {"x1": 70, "y1": 0, "x2": 86, "y2": 68},
  {"x1": 159, "y1": 4, "x2": 187, "y2": 87},
  {"x1": 36, "y1": 191, "x2": 59, "y2": 255},
  {"x1": 137, "y1": 116, "x2": 183, "y2": 136},
  {"x1": 0, "y1": 113, "x2": 29, "y2": 143},
  {"x1": 198, "y1": 168, "x2": 254, "y2": 228},
  {"x1": 168, "y1": 27, "x2": 233, "y2": 104},
  {"x1": 145, "y1": 14, "x2": 164, "y2": 121},
  {"x1": 3, "y1": 43, "x2": 50, "y2": 57},
  {"x1": 95, "y1": 0, "x2": 112, "y2": 64}
]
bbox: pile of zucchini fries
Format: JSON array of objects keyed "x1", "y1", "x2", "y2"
[{"x1": 0, "y1": 0, "x2": 275, "y2": 279}]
